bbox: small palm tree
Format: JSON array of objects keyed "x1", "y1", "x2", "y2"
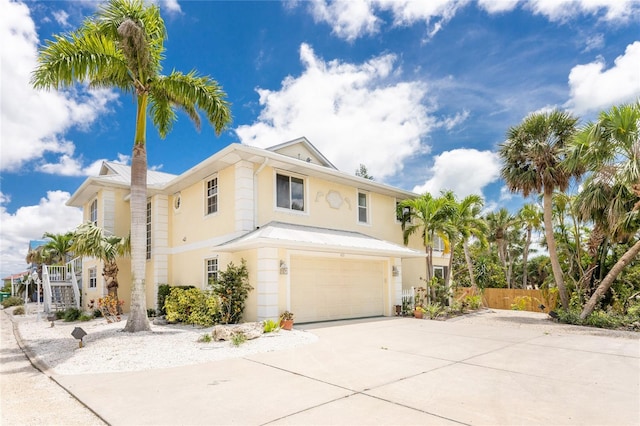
[
  {"x1": 72, "y1": 222, "x2": 130, "y2": 307},
  {"x1": 32, "y1": 0, "x2": 232, "y2": 332},
  {"x1": 517, "y1": 203, "x2": 542, "y2": 289},
  {"x1": 42, "y1": 232, "x2": 75, "y2": 265},
  {"x1": 398, "y1": 193, "x2": 454, "y2": 302},
  {"x1": 499, "y1": 110, "x2": 581, "y2": 309}
]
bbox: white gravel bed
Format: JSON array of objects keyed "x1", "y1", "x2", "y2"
[{"x1": 15, "y1": 314, "x2": 318, "y2": 375}]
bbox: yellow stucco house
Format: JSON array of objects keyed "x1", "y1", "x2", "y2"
[{"x1": 68, "y1": 137, "x2": 450, "y2": 323}]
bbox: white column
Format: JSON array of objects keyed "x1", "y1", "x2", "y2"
[
  {"x1": 393, "y1": 258, "x2": 403, "y2": 306},
  {"x1": 235, "y1": 161, "x2": 254, "y2": 232},
  {"x1": 256, "y1": 247, "x2": 279, "y2": 320}
]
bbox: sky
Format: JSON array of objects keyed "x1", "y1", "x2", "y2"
[{"x1": 1, "y1": 0, "x2": 639, "y2": 277}]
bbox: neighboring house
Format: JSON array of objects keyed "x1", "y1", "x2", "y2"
[
  {"x1": 2, "y1": 271, "x2": 29, "y2": 296},
  {"x1": 67, "y1": 137, "x2": 449, "y2": 323}
]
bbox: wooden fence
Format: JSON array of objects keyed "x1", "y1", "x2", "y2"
[{"x1": 456, "y1": 287, "x2": 558, "y2": 313}]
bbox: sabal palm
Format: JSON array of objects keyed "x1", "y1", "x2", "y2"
[
  {"x1": 42, "y1": 232, "x2": 75, "y2": 265},
  {"x1": 398, "y1": 193, "x2": 454, "y2": 289},
  {"x1": 72, "y1": 222, "x2": 130, "y2": 305},
  {"x1": 32, "y1": 0, "x2": 231, "y2": 332},
  {"x1": 499, "y1": 110, "x2": 580, "y2": 309},
  {"x1": 566, "y1": 102, "x2": 640, "y2": 319},
  {"x1": 517, "y1": 203, "x2": 542, "y2": 289},
  {"x1": 442, "y1": 191, "x2": 488, "y2": 292}
]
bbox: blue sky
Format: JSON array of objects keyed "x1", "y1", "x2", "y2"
[{"x1": 1, "y1": 0, "x2": 639, "y2": 276}]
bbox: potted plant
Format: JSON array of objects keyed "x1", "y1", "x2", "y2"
[
  {"x1": 414, "y1": 306, "x2": 426, "y2": 319},
  {"x1": 280, "y1": 311, "x2": 294, "y2": 330}
]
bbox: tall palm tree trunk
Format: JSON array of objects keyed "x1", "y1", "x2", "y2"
[
  {"x1": 543, "y1": 190, "x2": 569, "y2": 309},
  {"x1": 463, "y1": 240, "x2": 477, "y2": 291},
  {"x1": 124, "y1": 94, "x2": 151, "y2": 332},
  {"x1": 522, "y1": 227, "x2": 532, "y2": 289},
  {"x1": 580, "y1": 238, "x2": 640, "y2": 320}
]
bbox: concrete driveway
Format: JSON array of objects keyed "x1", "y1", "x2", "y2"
[{"x1": 53, "y1": 311, "x2": 639, "y2": 425}]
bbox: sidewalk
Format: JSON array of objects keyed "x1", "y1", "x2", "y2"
[{"x1": 0, "y1": 309, "x2": 105, "y2": 426}]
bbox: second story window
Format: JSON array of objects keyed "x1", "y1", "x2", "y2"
[
  {"x1": 358, "y1": 192, "x2": 368, "y2": 223},
  {"x1": 90, "y1": 199, "x2": 98, "y2": 226},
  {"x1": 89, "y1": 267, "x2": 97, "y2": 288},
  {"x1": 146, "y1": 201, "x2": 152, "y2": 260},
  {"x1": 206, "y1": 177, "x2": 218, "y2": 215},
  {"x1": 396, "y1": 201, "x2": 411, "y2": 223},
  {"x1": 276, "y1": 173, "x2": 304, "y2": 211},
  {"x1": 433, "y1": 235, "x2": 446, "y2": 252}
]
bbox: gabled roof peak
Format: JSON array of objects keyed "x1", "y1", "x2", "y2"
[{"x1": 266, "y1": 137, "x2": 337, "y2": 170}]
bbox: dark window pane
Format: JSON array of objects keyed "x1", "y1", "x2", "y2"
[
  {"x1": 291, "y1": 177, "x2": 304, "y2": 211},
  {"x1": 276, "y1": 174, "x2": 290, "y2": 209}
]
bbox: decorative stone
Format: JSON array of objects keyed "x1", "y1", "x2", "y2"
[{"x1": 212, "y1": 322, "x2": 264, "y2": 341}]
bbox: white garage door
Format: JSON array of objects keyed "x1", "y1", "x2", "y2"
[{"x1": 290, "y1": 256, "x2": 385, "y2": 323}]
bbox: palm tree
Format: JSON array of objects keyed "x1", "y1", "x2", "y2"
[
  {"x1": 42, "y1": 232, "x2": 75, "y2": 265},
  {"x1": 398, "y1": 193, "x2": 454, "y2": 302},
  {"x1": 72, "y1": 222, "x2": 130, "y2": 308},
  {"x1": 32, "y1": 0, "x2": 231, "y2": 332},
  {"x1": 517, "y1": 203, "x2": 542, "y2": 289},
  {"x1": 565, "y1": 102, "x2": 640, "y2": 319},
  {"x1": 499, "y1": 110, "x2": 581, "y2": 309},
  {"x1": 443, "y1": 191, "x2": 488, "y2": 292},
  {"x1": 485, "y1": 208, "x2": 516, "y2": 287}
]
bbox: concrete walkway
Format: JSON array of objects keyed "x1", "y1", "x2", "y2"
[
  {"x1": 3, "y1": 309, "x2": 640, "y2": 425},
  {"x1": 53, "y1": 313, "x2": 640, "y2": 425}
]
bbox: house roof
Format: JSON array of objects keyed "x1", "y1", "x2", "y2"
[
  {"x1": 2, "y1": 271, "x2": 29, "y2": 281},
  {"x1": 68, "y1": 137, "x2": 417, "y2": 207},
  {"x1": 215, "y1": 222, "x2": 425, "y2": 259}
]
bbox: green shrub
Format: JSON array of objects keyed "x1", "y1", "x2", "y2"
[
  {"x1": 554, "y1": 309, "x2": 582, "y2": 325},
  {"x1": 147, "y1": 308, "x2": 157, "y2": 318},
  {"x1": 79, "y1": 313, "x2": 93, "y2": 322},
  {"x1": 164, "y1": 287, "x2": 220, "y2": 327},
  {"x1": 55, "y1": 310, "x2": 66, "y2": 320},
  {"x1": 263, "y1": 319, "x2": 279, "y2": 333},
  {"x1": 12, "y1": 306, "x2": 25, "y2": 315},
  {"x1": 211, "y1": 259, "x2": 252, "y2": 324},
  {"x1": 198, "y1": 333, "x2": 212, "y2": 343},
  {"x1": 511, "y1": 296, "x2": 532, "y2": 311},
  {"x1": 157, "y1": 284, "x2": 194, "y2": 316},
  {"x1": 465, "y1": 295, "x2": 483, "y2": 310},
  {"x1": 1, "y1": 296, "x2": 24, "y2": 308},
  {"x1": 424, "y1": 303, "x2": 443, "y2": 319},
  {"x1": 63, "y1": 308, "x2": 82, "y2": 322},
  {"x1": 585, "y1": 310, "x2": 622, "y2": 329},
  {"x1": 231, "y1": 332, "x2": 247, "y2": 347},
  {"x1": 93, "y1": 309, "x2": 103, "y2": 318}
]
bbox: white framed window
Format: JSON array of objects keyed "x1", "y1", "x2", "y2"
[
  {"x1": 90, "y1": 199, "x2": 98, "y2": 226},
  {"x1": 276, "y1": 173, "x2": 305, "y2": 211},
  {"x1": 146, "y1": 200, "x2": 152, "y2": 260},
  {"x1": 396, "y1": 201, "x2": 411, "y2": 223},
  {"x1": 433, "y1": 236, "x2": 446, "y2": 252},
  {"x1": 89, "y1": 267, "x2": 97, "y2": 288},
  {"x1": 433, "y1": 266, "x2": 445, "y2": 280},
  {"x1": 206, "y1": 258, "x2": 218, "y2": 285},
  {"x1": 357, "y1": 191, "x2": 369, "y2": 223},
  {"x1": 206, "y1": 177, "x2": 218, "y2": 215}
]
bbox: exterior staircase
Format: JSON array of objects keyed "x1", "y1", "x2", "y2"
[{"x1": 42, "y1": 258, "x2": 81, "y2": 312}]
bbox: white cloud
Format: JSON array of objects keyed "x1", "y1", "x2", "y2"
[
  {"x1": 0, "y1": 191, "x2": 82, "y2": 277},
  {"x1": 582, "y1": 33, "x2": 605, "y2": 52},
  {"x1": 0, "y1": 0, "x2": 118, "y2": 173},
  {"x1": 565, "y1": 41, "x2": 640, "y2": 115},
  {"x1": 477, "y1": 0, "x2": 519, "y2": 14},
  {"x1": 436, "y1": 109, "x2": 470, "y2": 131},
  {"x1": 160, "y1": 0, "x2": 182, "y2": 14},
  {"x1": 52, "y1": 9, "x2": 70, "y2": 27},
  {"x1": 412, "y1": 149, "x2": 501, "y2": 197},
  {"x1": 526, "y1": 0, "x2": 640, "y2": 22},
  {"x1": 309, "y1": 0, "x2": 379, "y2": 41},
  {"x1": 236, "y1": 43, "x2": 437, "y2": 180}
]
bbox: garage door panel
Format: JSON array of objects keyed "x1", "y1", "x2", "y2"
[{"x1": 291, "y1": 257, "x2": 384, "y2": 323}]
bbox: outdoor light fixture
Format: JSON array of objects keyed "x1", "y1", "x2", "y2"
[
  {"x1": 392, "y1": 266, "x2": 400, "y2": 277},
  {"x1": 71, "y1": 327, "x2": 87, "y2": 348},
  {"x1": 280, "y1": 260, "x2": 288, "y2": 275}
]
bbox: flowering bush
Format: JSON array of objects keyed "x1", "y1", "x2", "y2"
[
  {"x1": 210, "y1": 259, "x2": 252, "y2": 324},
  {"x1": 164, "y1": 287, "x2": 220, "y2": 327},
  {"x1": 98, "y1": 295, "x2": 124, "y2": 323}
]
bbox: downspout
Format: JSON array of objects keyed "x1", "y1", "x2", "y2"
[{"x1": 253, "y1": 158, "x2": 269, "y2": 228}]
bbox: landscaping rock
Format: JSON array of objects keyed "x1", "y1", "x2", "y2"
[{"x1": 212, "y1": 322, "x2": 264, "y2": 341}]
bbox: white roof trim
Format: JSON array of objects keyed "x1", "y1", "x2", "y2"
[{"x1": 215, "y1": 222, "x2": 425, "y2": 258}]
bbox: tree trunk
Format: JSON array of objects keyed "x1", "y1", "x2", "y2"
[
  {"x1": 581, "y1": 225, "x2": 605, "y2": 294},
  {"x1": 544, "y1": 190, "x2": 569, "y2": 310},
  {"x1": 103, "y1": 260, "x2": 121, "y2": 314},
  {"x1": 124, "y1": 94, "x2": 150, "y2": 332},
  {"x1": 580, "y1": 238, "x2": 640, "y2": 320},
  {"x1": 522, "y1": 227, "x2": 531, "y2": 289},
  {"x1": 446, "y1": 241, "x2": 455, "y2": 306},
  {"x1": 463, "y1": 240, "x2": 477, "y2": 291}
]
